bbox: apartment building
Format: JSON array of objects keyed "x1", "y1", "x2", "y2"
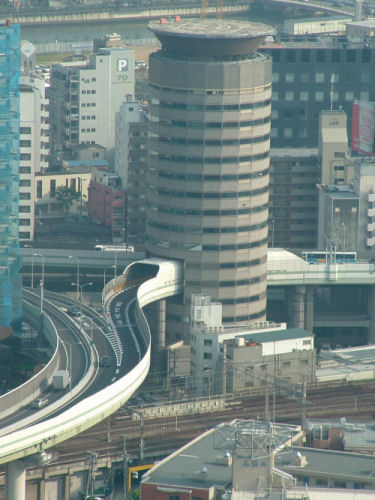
[
  {"x1": 115, "y1": 99, "x2": 147, "y2": 248},
  {"x1": 19, "y1": 75, "x2": 49, "y2": 241},
  {"x1": 48, "y1": 35, "x2": 135, "y2": 163}
]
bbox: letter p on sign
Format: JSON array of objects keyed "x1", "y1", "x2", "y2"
[{"x1": 117, "y1": 59, "x2": 128, "y2": 72}]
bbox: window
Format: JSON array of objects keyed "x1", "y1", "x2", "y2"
[
  {"x1": 285, "y1": 91, "x2": 294, "y2": 101},
  {"x1": 315, "y1": 73, "x2": 325, "y2": 83},
  {"x1": 204, "y1": 339, "x2": 213, "y2": 346},
  {"x1": 20, "y1": 166, "x2": 31, "y2": 174},
  {"x1": 286, "y1": 50, "x2": 295, "y2": 62},
  {"x1": 334, "y1": 481, "x2": 346, "y2": 488},
  {"x1": 169, "y1": 496, "x2": 180, "y2": 500},
  {"x1": 271, "y1": 128, "x2": 278, "y2": 138},
  {"x1": 20, "y1": 153, "x2": 31, "y2": 161},
  {"x1": 301, "y1": 50, "x2": 310, "y2": 63},
  {"x1": 91, "y1": 77, "x2": 96, "y2": 82},
  {"x1": 203, "y1": 352, "x2": 212, "y2": 359},
  {"x1": 20, "y1": 126, "x2": 31, "y2": 134},
  {"x1": 315, "y1": 92, "x2": 324, "y2": 102},
  {"x1": 19, "y1": 231, "x2": 30, "y2": 239},
  {"x1": 345, "y1": 92, "x2": 354, "y2": 102},
  {"x1": 316, "y1": 51, "x2": 325, "y2": 63},
  {"x1": 283, "y1": 361, "x2": 291, "y2": 367},
  {"x1": 37, "y1": 180, "x2": 42, "y2": 198},
  {"x1": 284, "y1": 128, "x2": 292, "y2": 138},
  {"x1": 19, "y1": 219, "x2": 30, "y2": 226},
  {"x1": 316, "y1": 479, "x2": 328, "y2": 486},
  {"x1": 271, "y1": 109, "x2": 278, "y2": 119},
  {"x1": 19, "y1": 179, "x2": 31, "y2": 187},
  {"x1": 20, "y1": 140, "x2": 31, "y2": 147},
  {"x1": 360, "y1": 91, "x2": 369, "y2": 101},
  {"x1": 361, "y1": 72, "x2": 370, "y2": 84},
  {"x1": 20, "y1": 192, "x2": 31, "y2": 200},
  {"x1": 50, "y1": 179, "x2": 56, "y2": 197},
  {"x1": 19, "y1": 206, "x2": 30, "y2": 213},
  {"x1": 301, "y1": 73, "x2": 309, "y2": 83},
  {"x1": 346, "y1": 50, "x2": 356, "y2": 63},
  {"x1": 285, "y1": 73, "x2": 294, "y2": 83},
  {"x1": 272, "y1": 92, "x2": 279, "y2": 101},
  {"x1": 303, "y1": 339, "x2": 311, "y2": 345},
  {"x1": 300, "y1": 91, "x2": 309, "y2": 101}
]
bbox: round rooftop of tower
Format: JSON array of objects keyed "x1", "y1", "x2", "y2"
[{"x1": 148, "y1": 18, "x2": 274, "y2": 57}]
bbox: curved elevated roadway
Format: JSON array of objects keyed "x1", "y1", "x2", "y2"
[{"x1": 0, "y1": 257, "x2": 182, "y2": 499}]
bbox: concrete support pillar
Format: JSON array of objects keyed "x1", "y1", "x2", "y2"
[
  {"x1": 6, "y1": 460, "x2": 26, "y2": 500},
  {"x1": 305, "y1": 286, "x2": 315, "y2": 332},
  {"x1": 289, "y1": 286, "x2": 307, "y2": 329},
  {"x1": 368, "y1": 285, "x2": 375, "y2": 344},
  {"x1": 149, "y1": 298, "x2": 166, "y2": 366}
]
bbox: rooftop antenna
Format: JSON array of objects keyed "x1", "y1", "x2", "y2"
[{"x1": 330, "y1": 74, "x2": 335, "y2": 112}]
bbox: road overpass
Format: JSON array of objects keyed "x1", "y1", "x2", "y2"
[
  {"x1": 3, "y1": 247, "x2": 375, "y2": 496},
  {"x1": 0, "y1": 257, "x2": 182, "y2": 499}
]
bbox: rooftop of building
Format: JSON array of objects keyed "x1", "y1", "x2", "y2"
[
  {"x1": 308, "y1": 418, "x2": 375, "y2": 451},
  {"x1": 323, "y1": 344, "x2": 375, "y2": 365},
  {"x1": 36, "y1": 165, "x2": 93, "y2": 177},
  {"x1": 317, "y1": 184, "x2": 358, "y2": 199},
  {"x1": 237, "y1": 327, "x2": 314, "y2": 345},
  {"x1": 149, "y1": 18, "x2": 274, "y2": 57},
  {"x1": 261, "y1": 34, "x2": 375, "y2": 49},
  {"x1": 142, "y1": 420, "x2": 301, "y2": 489},
  {"x1": 276, "y1": 446, "x2": 375, "y2": 481},
  {"x1": 149, "y1": 19, "x2": 273, "y2": 39}
]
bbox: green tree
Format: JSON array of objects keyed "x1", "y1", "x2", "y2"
[{"x1": 55, "y1": 186, "x2": 80, "y2": 216}]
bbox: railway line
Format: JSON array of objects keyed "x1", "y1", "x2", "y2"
[{"x1": 40, "y1": 380, "x2": 375, "y2": 471}]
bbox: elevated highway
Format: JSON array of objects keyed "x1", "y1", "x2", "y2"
[{"x1": 0, "y1": 257, "x2": 182, "y2": 499}]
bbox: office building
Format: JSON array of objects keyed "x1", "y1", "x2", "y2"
[
  {"x1": 269, "y1": 148, "x2": 319, "y2": 249},
  {"x1": 0, "y1": 22, "x2": 22, "y2": 337},
  {"x1": 48, "y1": 35, "x2": 135, "y2": 163},
  {"x1": 19, "y1": 75, "x2": 49, "y2": 241},
  {"x1": 115, "y1": 98, "x2": 147, "y2": 248},
  {"x1": 261, "y1": 36, "x2": 375, "y2": 148},
  {"x1": 146, "y1": 19, "x2": 273, "y2": 340},
  {"x1": 317, "y1": 157, "x2": 375, "y2": 257}
]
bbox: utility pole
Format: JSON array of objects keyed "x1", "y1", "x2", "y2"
[
  {"x1": 121, "y1": 435, "x2": 128, "y2": 500},
  {"x1": 265, "y1": 370, "x2": 270, "y2": 423},
  {"x1": 140, "y1": 412, "x2": 144, "y2": 463},
  {"x1": 106, "y1": 416, "x2": 111, "y2": 443}
]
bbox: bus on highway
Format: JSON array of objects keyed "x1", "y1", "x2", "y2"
[{"x1": 301, "y1": 251, "x2": 357, "y2": 264}]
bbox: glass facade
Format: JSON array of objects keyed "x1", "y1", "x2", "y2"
[{"x1": 0, "y1": 23, "x2": 22, "y2": 332}]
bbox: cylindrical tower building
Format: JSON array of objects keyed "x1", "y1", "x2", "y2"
[{"x1": 146, "y1": 19, "x2": 272, "y2": 338}]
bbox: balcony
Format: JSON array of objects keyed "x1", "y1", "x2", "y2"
[
  {"x1": 368, "y1": 192, "x2": 375, "y2": 203},
  {"x1": 368, "y1": 207, "x2": 375, "y2": 218},
  {"x1": 368, "y1": 222, "x2": 375, "y2": 232}
]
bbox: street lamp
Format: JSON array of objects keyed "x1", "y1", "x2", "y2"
[
  {"x1": 61, "y1": 340, "x2": 72, "y2": 392},
  {"x1": 103, "y1": 266, "x2": 116, "y2": 288},
  {"x1": 24, "y1": 244, "x2": 34, "y2": 288},
  {"x1": 68, "y1": 255, "x2": 80, "y2": 297},
  {"x1": 34, "y1": 253, "x2": 45, "y2": 316},
  {"x1": 71, "y1": 281, "x2": 93, "y2": 319}
]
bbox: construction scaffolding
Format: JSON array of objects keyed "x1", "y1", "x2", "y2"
[{"x1": 0, "y1": 22, "x2": 22, "y2": 331}]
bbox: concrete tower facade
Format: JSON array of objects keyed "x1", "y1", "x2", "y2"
[{"x1": 146, "y1": 19, "x2": 272, "y2": 336}]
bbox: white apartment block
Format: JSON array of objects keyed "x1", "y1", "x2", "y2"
[
  {"x1": 189, "y1": 295, "x2": 314, "y2": 396},
  {"x1": 19, "y1": 75, "x2": 49, "y2": 241},
  {"x1": 49, "y1": 45, "x2": 135, "y2": 164}
]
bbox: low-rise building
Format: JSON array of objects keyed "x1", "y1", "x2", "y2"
[
  {"x1": 190, "y1": 295, "x2": 315, "y2": 397},
  {"x1": 87, "y1": 170, "x2": 125, "y2": 242},
  {"x1": 141, "y1": 419, "x2": 375, "y2": 500}
]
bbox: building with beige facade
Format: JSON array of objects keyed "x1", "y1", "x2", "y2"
[{"x1": 146, "y1": 19, "x2": 273, "y2": 341}]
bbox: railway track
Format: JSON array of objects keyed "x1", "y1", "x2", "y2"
[{"x1": 47, "y1": 380, "x2": 375, "y2": 468}]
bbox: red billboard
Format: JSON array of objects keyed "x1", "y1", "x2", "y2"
[{"x1": 351, "y1": 100, "x2": 375, "y2": 155}]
